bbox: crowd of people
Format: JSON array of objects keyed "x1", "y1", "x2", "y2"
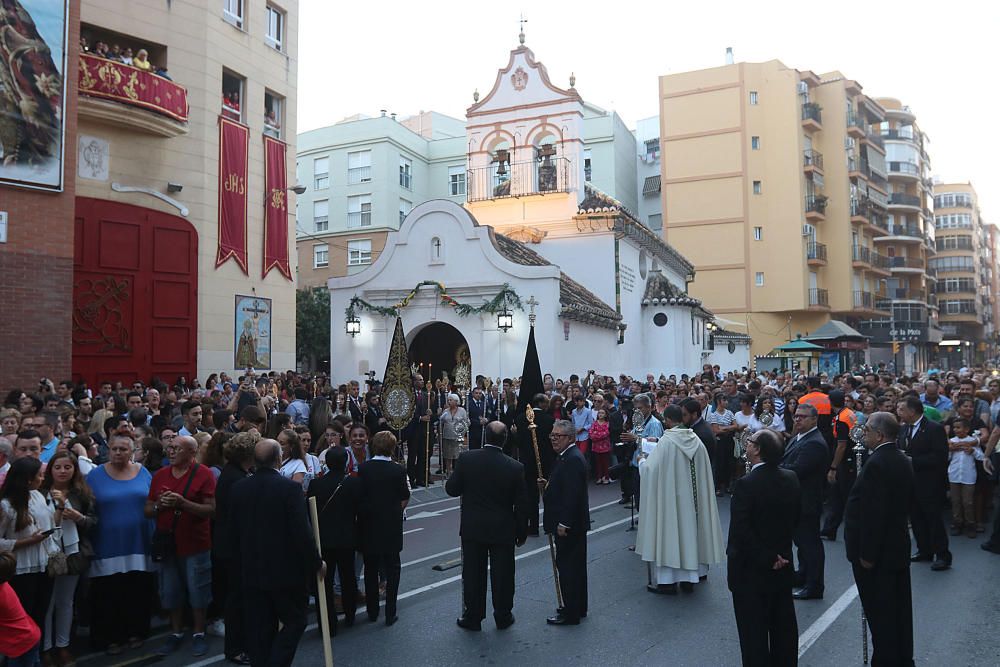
[
  {"x1": 0, "y1": 362, "x2": 998, "y2": 665},
  {"x1": 80, "y1": 37, "x2": 171, "y2": 79}
]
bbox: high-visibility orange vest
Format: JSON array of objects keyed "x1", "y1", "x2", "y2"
[
  {"x1": 836, "y1": 407, "x2": 857, "y2": 431},
  {"x1": 801, "y1": 391, "x2": 832, "y2": 415}
]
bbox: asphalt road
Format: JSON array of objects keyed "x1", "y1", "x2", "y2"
[{"x1": 77, "y1": 481, "x2": 1000, "y2": 667}]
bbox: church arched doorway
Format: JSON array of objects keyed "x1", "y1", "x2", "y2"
[{"x1": 408, "y1": 322, "x2": 471, "y2": 391}]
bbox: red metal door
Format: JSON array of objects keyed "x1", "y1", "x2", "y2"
[{"x1": 72, "y1": 198, "x2": 198, "y2": 388}]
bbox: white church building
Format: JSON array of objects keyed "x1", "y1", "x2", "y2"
[{"x1": 327, "y1": 36, "x2": 749, "y2": 384}]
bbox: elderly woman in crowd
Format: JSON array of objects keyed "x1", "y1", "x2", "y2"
[
  {"x1": 86, "y1": 433, "x2": 154, "y2": 654},
  {"x1": 437, "y1": 393, "x2": 469, "y2": 477},
  {"x1": 41, "y1": 450, "x2": 97, "y2": 666},
  {"x1": 0, "y1": 457, "x2": 56, "y2": 648},
  {"x1": 0, "y1": 409, "x2": 20, "y2": 439}
]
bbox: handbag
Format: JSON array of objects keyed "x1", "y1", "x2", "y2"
[
  {"x1": 46, "y1": 540, "x2": 68, "y2": 578},
  {"x1": 151, "y1": 463, "x2": 200, "y2": 563}
]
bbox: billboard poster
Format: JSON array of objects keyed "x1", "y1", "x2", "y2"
[
  {"x1": 0, "y1": 0, "x2": 69, "y2": 190},
  {"x1": 234, "y1": 295, "x2": 272, "y2": 371}
]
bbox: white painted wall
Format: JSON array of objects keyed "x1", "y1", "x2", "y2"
[{"x1": 707, "y1": 340, "x2": 752, "y2": 374}]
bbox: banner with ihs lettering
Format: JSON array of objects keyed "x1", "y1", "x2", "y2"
[
  {"x1": 263, "y1": 136, "x2": 291, "y2": 280},
  {"x1": 217, "y1": 117, "x2": 249, "y2": 273}
]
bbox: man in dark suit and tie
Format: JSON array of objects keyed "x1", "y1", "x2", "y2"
[
  {"x1": 467, "y1": 386, "x2": 488, "y2": 450},
  {"x1": 405, "y1": 374, "x2": 436, "y2": 487},
  {"x1": 307, "y1": 447, "x2": 362, "y2": 635},
  {"x1": 780, "y1": 402, "x2": 829, "y2": 600},
  {"x1": 229, "y1": 439, "x2": 324, "y2": 667},
  {"x1": 845, "y1": 411, "x2": 916, "y2": 666},
  {"x1": 728, "y1": 428, "x2": 801, "y2": 667},
  {"x1": 446, "y1": 421, "x2": 529, "y2": 631},
  {"x1": 347, "y1": 380, "x2": 364, "y2": 422},
  {"x1": 897, "y1": 395, "x2": 951, "y2": 570},
  {"x1": 357, "y1": 431, "x2": 410, "y2": 626},
  {"x1": 540, "y1": 419, "x2": 590, "y2": 625}
]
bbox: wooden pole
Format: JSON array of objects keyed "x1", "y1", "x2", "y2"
[{"x1": 308, "y1": 496, "x2": 334, "y2": 667}]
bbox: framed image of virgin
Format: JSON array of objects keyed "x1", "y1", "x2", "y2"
[
  {"x1": 0, "y1": 0, "x2": 69, "y2": 190},
  {"x1": 234, "y1": 295, "x2": 272, "y2": 370}
]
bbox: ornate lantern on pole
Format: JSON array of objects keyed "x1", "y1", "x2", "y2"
[
  {"x1": 345, "y1": 313, "x2": 361, "y2": 337},
  {"x1": 497, "y1": 307, "x2": 513, "y2": 332}
]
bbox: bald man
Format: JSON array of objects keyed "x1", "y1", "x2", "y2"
[
  {"x1": 229, "y1": 438, "x2": 324, "y2": 666},
  {"x1": 146, "y1": 435, "x2": 217, "y2": 657}
]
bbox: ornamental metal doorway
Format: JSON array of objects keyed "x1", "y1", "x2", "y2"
[{"x1": 407, "y1": 321, "x2": 471, "y2": 393}]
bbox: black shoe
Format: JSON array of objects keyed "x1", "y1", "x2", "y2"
[
  {"x1": 412, "y1": 482, "x2": 425, "y2": 488},
  {"x1": 367, "y1": 612, "x2": 379, "y2": 623},
  {"x1": 820, "y1": 531, "x2": 837, "y2": 541},
  {"x1": 226, "y1": 654, "x2": 251, "y2": 665},
  {"x1": 646, "y1": 583, "x2": 678, "y2": 595},
  {"x1": 698, "y1": 574, "x2": 707, "y2": 582},
  {"x1": 456, "y1": 617, "x2": 482, "y2": 631},
  {"x1": 385, "y1": 614, "x2": 399, "y2": 627},
  {"x1": 618, "y1": 497, "x2": 629, "y2": 504},
  {"x1": 930, "y1": 558, "x2": 951, "y2": 571},
  {"x1": 679, "y1": 581, "x2": 694, "y2": 593},
  {"x1": 495, "y1": 614, "x2": 515, "y2": 630},
  {"x1": 546, "y1": 615, "x2": 580, "y2": 625},
  {"x1": 792, "y1": 588, "x2": 823, "y2": 600},
  {"x1": 980, "y1": 542, "x2": 1000, "y2": 554},
  {"x1": 910, "y1": 552, "x2": 933, "y2": 562}
]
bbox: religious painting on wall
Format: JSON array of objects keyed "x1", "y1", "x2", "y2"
[
  {"x1": 0, "y1": 0, "x2": 69, "y2": 190},
  {"x1": 234, "y1": 295, "x2": 272, "y2": 370}
]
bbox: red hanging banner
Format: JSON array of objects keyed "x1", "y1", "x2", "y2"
[
  {"x1": 263, "y1": 136, "x2": 292, "y2": 280},
  {"x1": 217, "y1": 117, "x2": 249, "y2": 273}
]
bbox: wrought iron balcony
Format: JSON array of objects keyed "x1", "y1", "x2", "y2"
[
  {"x1": 467, "y1": 157, "x2": 575, "y2": 202},
  {"x1": 806, "y1": 242, "x2": 827, "y2": 263},
  {"x1": 803, "y1": 149, "x2": 824, "y2": 170},
  {"x1": 889, "y1": 193, "x2": 921, "y2": 208},
  {"x1": 808, "y1": 288, "x2": 829, "y2": 308},
  {"x1": 890, "y1": 256, "x2": 924, "y2": 269},
  {"x1": 801, "y1": 102, "x2": 822, "y2": 127},
  {"x1": 853, "y1": 291, "x2": 877, "y2": 310},
  {"x1": 805, "y1": 194, "x2": 827, "y2": 216},
  {"x1": 865, "y1": 133, "x2": 885, "y2": 149}
]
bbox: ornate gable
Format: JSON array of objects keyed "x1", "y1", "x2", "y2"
[{"x1": 467, "y1": 45, "x2": 581, "y2": 117}]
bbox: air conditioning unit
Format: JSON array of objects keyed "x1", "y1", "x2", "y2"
[
  {"x1": 844, "y1": 137, "x2": 856, "y2": 150},
  {"x1": 797, "y1": 81, "x2": 808, "y2": 94},
  {"x1": 802, "y1": 224, "x2": 816, "y2": 237}
]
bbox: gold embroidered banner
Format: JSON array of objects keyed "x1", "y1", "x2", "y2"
[
  {"x1": 263, "y1": 136, "x2": 291, "y2": 280},
  {"x1": 217, "y1": 117, "x2": 249, "y2": 273}
]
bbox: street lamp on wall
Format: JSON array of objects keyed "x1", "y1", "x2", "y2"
[
  {"x1": 497, "y1": 307, "x2": 513, "y2": 332},
  {"x1": 346, "y1": 314, "x2": 361, "y2": 337}
]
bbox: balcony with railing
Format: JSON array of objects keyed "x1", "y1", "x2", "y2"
[
  {"x1": 78, "y1": 52, "x2": 189, "y2": 137},
  {"x1": 890, "y1": 256, "x2": 925, "y2": 273},
  {"x1": 863, "y1": 132, "x2": 885, "y2": 152},
  {"x1": 803, "y1": 149, "x2": 824, "y2": 173},
  {"x1": 880, "y1": 128, "x2": 920, "y2": 145},
  {"x1": 801, "y1": 102, "x2": 822, "y2": 130},
  {"x1": 936, "y1": 237, "x2": 975, "y2": 252},
  {"x1": 805, "y1": 194, "x2": 828, "y2": 220},
  {"x1": 806, "y1": 242, "x2": 827, "y2": 265},
  {"x1": 852, "y1": 291, "x2": 889, "y2": 315},
  {"x1": 467, "y1": 158, "x2": 575, "y2": 202},
  {"x1": 888, "y1": 161, "x2": 920, "y2": 179},
  {"x1": 846, "y1": 111, "x2": 866, "y2": 138},
  {"x1": 888, "y1": 192, "x2": 921, "y2": 209},
  {"x1": 808, "y1": 288, "x2": 830, "y2": 309},
  {"x1": 875, "y1": 222, "x2": 923, "y2": 242}
]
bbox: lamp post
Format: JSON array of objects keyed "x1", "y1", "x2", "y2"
[{"x1": 497, "y1": 307, "x2": 513, "y2": 332}]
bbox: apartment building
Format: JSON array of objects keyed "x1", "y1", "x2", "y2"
[
  {"x1": 859, "y1": 98, "x2": 940, "y2": 371},
  {"x1": 659, "y1": 60, "x2": 911, "y2": 361},
  {"x1": 931, "y1": 183, "x2": 992, "y2": 366},
  {"x1": 296, "y1": 105, "x2": 640, "y2": 286},
  {"x1": 634, "y1": 115, "x2": 663, "y2": 231}
]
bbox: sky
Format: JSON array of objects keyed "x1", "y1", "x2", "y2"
[{"x1": 297, "y1": 0, "x2": 999, "y2": 219}]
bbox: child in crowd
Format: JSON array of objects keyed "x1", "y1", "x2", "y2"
[
  {"x1": 590, "y1": 409, "x2": 612, "y2": 484},
  {"x1": 947, "y1": 418, "x2": 984, "y2": 538}
]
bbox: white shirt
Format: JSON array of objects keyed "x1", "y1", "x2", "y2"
[
  {"x1": 372, "y1": 455, "x2": 393, "y2": 462},
  {"x1": 948, "y1": 436, "x2": 984, "y2": 484},
  {"x1": 0, "y1": 491, "x2": 55, "y2": 573},
  {"x1": 750, "y1": 462, "x2": 766, "y2": 472}
]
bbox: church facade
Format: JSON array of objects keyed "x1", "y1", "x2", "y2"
[{"x1": 327, "y1": 38, "x2": 749, "y2": 385}]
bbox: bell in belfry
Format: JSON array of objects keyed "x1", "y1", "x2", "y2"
[{"x1": 380, "y1": 317, "x2": 416, "y2": 431}]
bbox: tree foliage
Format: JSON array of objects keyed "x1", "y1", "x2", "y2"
[{"x1": 296, "y1": 287, "x2": 330, "y2": 371}]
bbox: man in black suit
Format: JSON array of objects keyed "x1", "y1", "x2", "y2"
[
  {"x1": 540, "y1": 419, "x2": 590, "y2": 626},
  {"x1": 446, "y1": 421, "x2": 529, "y2": 631},
  {"x1": 897, "y1": 395, "x2": 951, "y2": 570},
  {"x1": 467, "y1": 386, "x2": 488, "y2": 450},
  {"x1": 404, "y1": 374, "x2": 436, "y2": 487},
  {"x1": 780, "y1": 402, "x2": 829, "y2": 600},
  {"x1": 728, "y1": 429, "x2": 801, "y2": 667},
  {"x1": 682, "y1": 397, "x2": 718, "y2": 467},
  {"x1": 357, "y1": 431, "x2": 410, "y2": 626},
  {"x1": 346, "y1": 380, "x2": 364, "y2": 422},
  {"x1": 845, "y1": 411, "x2": 916, "y2": 667},
  {"x1": 516, "y1": 393, "x2": 555, "y2": 537},
  {"x1": 307, "y1": 447, "x2": 361, "y2": 635},
  {"x1": 229, "y1": 439, "x2": 323, "y2": 667}
]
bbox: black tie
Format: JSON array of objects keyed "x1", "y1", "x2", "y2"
[{"x1": 903, "y1": 425, "x2": 913, "y2": 451}]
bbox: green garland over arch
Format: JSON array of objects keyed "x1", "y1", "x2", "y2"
[{"x1": 346, "y1": 281, "x2": 523, "y2": 320}]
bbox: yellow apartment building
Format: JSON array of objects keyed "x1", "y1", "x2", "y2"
[{"x1": 659, "y1": 60, "x2": 939, "y2": 370}]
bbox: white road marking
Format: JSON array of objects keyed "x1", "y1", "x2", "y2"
[
  {"x1": 797, "y1": 584, "x2": 860, "y2": 658},
  {"x1": 403, "y1": 528, "x2": 425, "y2": 535}
]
